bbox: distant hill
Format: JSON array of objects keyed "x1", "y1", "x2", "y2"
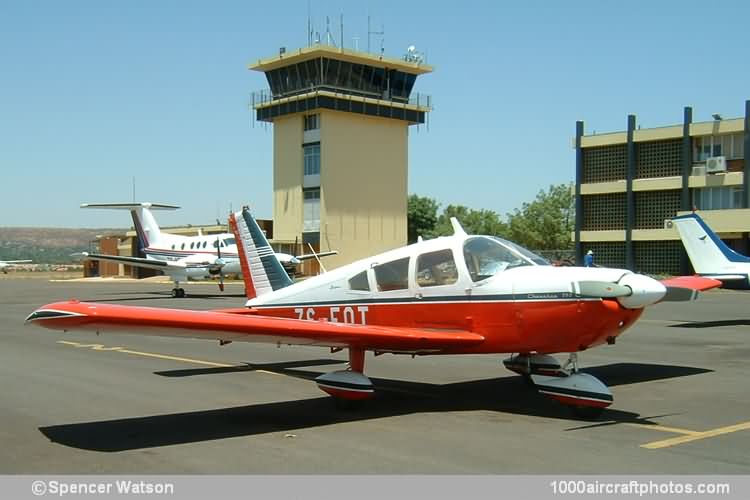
[{"x1": 0, "y1": 227, "x2": 123, "y2": 264}]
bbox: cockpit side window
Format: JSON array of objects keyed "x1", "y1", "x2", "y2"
[
  {"x1": 373, "y1": 257, "x2": 410, "y2": 292},
  {"x1": 348, "y1": 270, "x2": 370, "y2": 291},
  {"x1": 416, "y1": 249, "x2": 458, "y2": 287},
  {"x1": 463, "y1": 237, "x2": 530, "y2": 282}
]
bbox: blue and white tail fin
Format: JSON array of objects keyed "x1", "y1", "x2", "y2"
[
  {"x1": 229, "y1": 206, "x2": 293, "y2": 299},
  {"x1": 671, "y1": 213, "x2": 750, "y2": 275},
  {"x1": 81, "y1": 202, "x2": 178, "y2": 248}
]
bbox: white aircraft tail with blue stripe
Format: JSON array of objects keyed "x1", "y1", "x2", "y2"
[{"x1": 671, "y1": 213, "x2": 750, "y2": 284}]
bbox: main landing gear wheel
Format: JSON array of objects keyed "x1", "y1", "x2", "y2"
[
  {"x1": 506, "y1": 353, "x2": 613, "y2": 420},
  {"x1": 171, "y1": 288, "x2": 186, "y2": 298},
  {"x1": 315, "y1": 347, "x2": 374, "y2": 410}
]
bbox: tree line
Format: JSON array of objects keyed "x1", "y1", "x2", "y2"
[{"x1": 408, "y1": 183, "x2": 574, "y2": 252}]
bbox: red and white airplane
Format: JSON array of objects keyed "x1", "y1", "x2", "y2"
[{"x1": 27, "y1": 207, "x2": 720, "y2": 416}]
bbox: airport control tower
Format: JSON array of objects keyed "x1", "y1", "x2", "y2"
[{"x1": 250, "y1": 43, "x2": 432, "y2": 271}]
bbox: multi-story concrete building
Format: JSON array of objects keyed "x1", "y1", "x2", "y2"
[
  {"x1": 574, "y1": 101, "x2": 750, "y2": 275},
  {"x1": 249, "y1": 44, "x2": 432, "y2": 272}
]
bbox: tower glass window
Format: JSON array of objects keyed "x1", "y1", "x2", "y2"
[
  {"x1": 303, "y1": 188, "x2": 320, "y2": 232},
  {"x1": 303, "y1": 144, "x2": 320, "y2": 176},
  {"x1": 304, "y1": 114, "x2": 319, "y2": 131}
]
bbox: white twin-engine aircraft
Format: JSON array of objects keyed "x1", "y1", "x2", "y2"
[
  {"x1": 0, "y1": 259, "x2": 32, "y2": 273},
  {"x1": 79, "y1": 203, "x2": 336, "y2": 297},
  {"x1": 28, "y1": 207, "x2": 720, "y2": 417}
]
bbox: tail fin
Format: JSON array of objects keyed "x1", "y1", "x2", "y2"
[
  {"x1": 81, "y1": 202, "x2": 178, "y2": 247},
  {"x1": 229, "y1": 206, "x2": 293, "y2": 299},
  {"x1": 671, "y1": 213, "x2": 750, "y2": 273}
]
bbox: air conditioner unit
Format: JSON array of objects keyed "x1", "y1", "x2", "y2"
[{"x1": 705, "y1": 156, "x2": 727, "y2": 174}]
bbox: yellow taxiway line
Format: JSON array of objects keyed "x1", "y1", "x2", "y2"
[
  {"x1": 640, "y1": 421, "x2": 750, "y2": 449},
  {"x1": 626, "y1": 423, "x2": 701, "y2": 436}
]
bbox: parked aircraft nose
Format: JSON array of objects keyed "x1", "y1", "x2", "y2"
[{"x1": 616, "y1": 273, "x2": 667, "y2": 309}]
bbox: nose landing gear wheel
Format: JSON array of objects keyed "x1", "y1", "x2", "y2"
[{"x1": 171, "y1": 288, "x2": 186, "y2": 298}]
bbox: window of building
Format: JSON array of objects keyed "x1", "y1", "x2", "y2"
[
  {"x1": 693, "y1": 186, "x2": 744, "y2": 210},
  {"x1": 374, "y1": 257, "x2": 410, "y2": 292},
  {"x1": 304, "y1": 114, "x2": 319, "y2": 131},
  {"x1": 416, "y1": 249, "x2": 458, "y2": 287},
  {"x1": 303, "y1": 144, "x2": 321, "y2": 176},
  {"x1": 348, "y1": 271, "x2": 370, "y2": 291},
  {"x1": 694, "y1": 133, "x2": 744, "y2": 161},
  {"x1": 303, "y1": 188, "x2": 321, "y2": 232}
]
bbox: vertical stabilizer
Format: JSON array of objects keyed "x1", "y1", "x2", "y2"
[
  {"x1": 81, "y1": 203, "x2": 178, "y2": 249},
  {"x1": 131, "y1": 206, "x2": 162, "y2": 248},
  {"x1": 671, "y1": 213, "x2": 750, "y2": 274},
  {"x1": 229, "y1": 207, "x2": 293, "y2": 299}
]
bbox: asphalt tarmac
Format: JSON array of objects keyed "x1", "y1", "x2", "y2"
[{"x1": 1, "y1": 278, "x2": 749, "y2": 473}]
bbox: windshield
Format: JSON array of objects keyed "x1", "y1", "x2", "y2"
[
  {"x1": 463, "y1": 237, "x2": 548, "y2": 282},
  {"x1": 490, "y1": 237, "x2": 550, "y2": 266},
  {"x1": 223, "y1": 238, "x2": 236, "y2": 247}
]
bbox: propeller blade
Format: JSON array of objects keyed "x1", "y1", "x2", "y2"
[
  {"x1": 577, "y1": 281, "x2": 632, "y2": 298},
  {"x1": 216, "y1": 236, "x2": 224, "y2": 292},
  {"x1": 662, "y1": 286, "x2": 698, "y2": 302}
]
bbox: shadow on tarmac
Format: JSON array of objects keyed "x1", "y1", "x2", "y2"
[
  {"x1": 39, "y1": 362, "x2": 711, "y2": 452},
  {"x1": 153, "y1": 359, "x2": 346, "y2": 377},
  {"x1": 669, "y1": 319, "x2": 750, "y2": 329}
]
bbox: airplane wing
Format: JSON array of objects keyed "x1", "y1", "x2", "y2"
[
  {"x1": 660, "y1": 276, "x2": 723, "y2": 291},
  {"x1": 1, "y1": 260, "x2": 32, "y2": 264},
  {"x1": 26, "y1": 301, "x2": 485, "y2": 354},
  {"x1": 295, "y1": 251, "x2": 338, "y2": 261},
  {"x1": 659, "y1": 275, "x2": 722, "y2": 302},
  {"x1": 80, "y1": 253, "x2": 186, "y2": 272}
]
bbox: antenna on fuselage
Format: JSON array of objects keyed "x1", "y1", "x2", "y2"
[{"x1": 450, "y1": 217, "x2": 467, "y2": 236}]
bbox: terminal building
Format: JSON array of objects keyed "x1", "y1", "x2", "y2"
[
  {"x1": 249, "y1": 44, "x2": 432, "y2": 272},
  {"x1": 574, "y1": 100, "x2": 750, "y2": 275}
]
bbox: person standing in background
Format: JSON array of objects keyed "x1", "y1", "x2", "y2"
[{"x1": 584, "y1": 250, "x2": 594, "y2": 267}]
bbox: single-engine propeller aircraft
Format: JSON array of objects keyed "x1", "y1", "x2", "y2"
[
  {"x1": 0, "y1": 259, "x2": 32, "y2": 273},
  {"x1": 27, "y1": 207, "x2": 720, "y2": 416},
  {"x1": 671, "y1": 212, "x2": 750, "y2": 288},
  {"x1": 79, "y1": 202, "x2": 336, "y2": 297}
]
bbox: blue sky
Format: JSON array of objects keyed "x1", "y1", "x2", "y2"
[{"x1": 1, "y1": 0, "x2": 749, "y2": 228}]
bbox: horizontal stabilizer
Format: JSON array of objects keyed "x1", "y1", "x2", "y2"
[
  {"x1": 295, "y1": 250, "x2": 338, "y2": 262},
  {"x1": 81, "y1": 202, "x2": 179, "y2": 210},
  {"x1": 697, "y1": 274, "x2": 747, "y2": 281}
]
